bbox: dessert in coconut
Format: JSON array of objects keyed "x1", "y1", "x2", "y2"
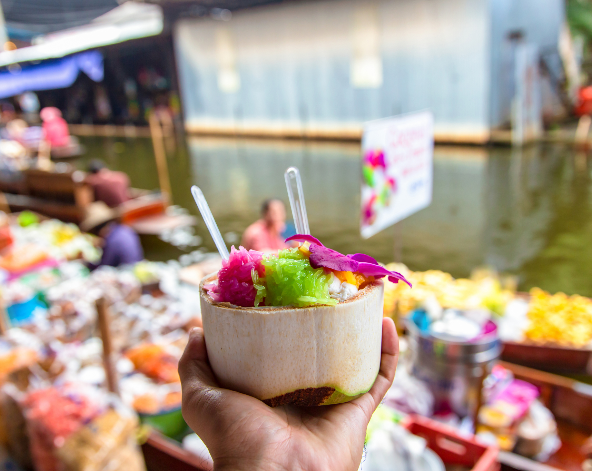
[{"x1": 200, "y1": 234, "x2": 411, "y2": 407}]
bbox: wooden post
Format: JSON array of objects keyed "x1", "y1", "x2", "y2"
[
  {"x1": 0, "y1": 303, "x2": 9, "y2": 335},
  {"x1": 149, "y1": 111, "x2": 172, "y2": 204},
  {"x1": 575, "y1": 115, "x2": 592, "y2": 147},
  {"x1": 472, "y1": 364, "x2": 488, "y2": 433},
  {"x1": 0, "y1": 191, "x2": 10, "y2": 214},
  {"x1": 37, "y1": 140, "x2": 52, "y2": 171},
  {"x1": 96, "y1": 297, "x2": 120, "y2": 396}
]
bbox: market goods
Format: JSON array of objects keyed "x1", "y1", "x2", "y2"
[
  {"x1": 200, "y1": 234, "x2": 406, "y2": 406},
  {"x1": 22, "y1": 385, "x2": 103, "y2": 471},
  {"x1": 383, "y1": 264, "x2": 514, "y2": 318},
  {"x1": 125, "y1": 344, "x2": 180, "y2": 383},
  {"x1": 56, "y1": 409, "x2": 146, "y2": 471},
  {"x1": 524, "y1": 288, "x2": 592, "y2": 348}
]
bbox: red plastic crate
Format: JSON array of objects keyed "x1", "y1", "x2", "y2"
[{"x1": 402, "y1": 415, "x2": 499, "y2": 471}]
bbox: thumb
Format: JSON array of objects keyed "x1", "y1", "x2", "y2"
[{"x1": 179, "y1": 328, "x2": 225, "y2": 436}]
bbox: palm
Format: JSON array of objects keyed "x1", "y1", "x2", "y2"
[{"x1": 179, "y1": 318, "x2": 398, "y2": 471}]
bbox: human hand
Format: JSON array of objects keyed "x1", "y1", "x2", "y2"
[{"x1": 179, "y1": 317, "x2": 399, "y2": 471}]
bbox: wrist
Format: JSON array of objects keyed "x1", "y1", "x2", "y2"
[{"x1": 214, "y1": 458, "x2": 288, "y2": 471}]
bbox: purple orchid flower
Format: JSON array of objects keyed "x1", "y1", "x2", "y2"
[{"x1": 285, "y1": 234, "x2": 412, "y2": 287}]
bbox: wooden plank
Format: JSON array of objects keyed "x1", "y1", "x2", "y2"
[
  {"x1": 128, "y1": 214, "x2": 196, "y2": 235},
  {"x1": 142, "y1": 432, "x2": 211, "y2": 471},
  {"x1": 501, "y1": 341, "x2": 592, "y2": 375},
  {"x1": 499, "y1": 451, "x2": 563, "y2": 471}
]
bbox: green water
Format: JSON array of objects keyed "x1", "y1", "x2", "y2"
[{"x1": 75, "y1": 136, "x2": 592, "y2": 297}]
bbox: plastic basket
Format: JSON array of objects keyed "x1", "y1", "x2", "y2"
[{"x1": 402, "y1": 415, "x2": 499, "y2": 471}]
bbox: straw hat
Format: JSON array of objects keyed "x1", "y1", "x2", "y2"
[{"x1": 80, "y1": 202, "x2": 117, "y2": 232}]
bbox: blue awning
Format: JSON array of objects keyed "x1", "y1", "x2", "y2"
[{"x1": 0, "y1": 50, "x2": 103, "y2": 99}]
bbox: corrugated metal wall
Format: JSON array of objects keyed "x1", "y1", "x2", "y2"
[
  {"x1": 488, "y1": 0, "x2": 565, "y2": 128},
  {"x1": 174, "y1": 0, "x2": 492, "y2": 142}
]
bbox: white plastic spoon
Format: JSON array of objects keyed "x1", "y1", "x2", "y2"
[
  {"x1": 191, "y1": 185, "x2": 229, "y2": 260},
  {"x1": 284, "y1": 167, "x2": 310, "y2": 235}
]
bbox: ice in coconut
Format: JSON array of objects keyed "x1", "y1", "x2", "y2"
[{"x1": 200, "y1": 234, "x2": 411, "y2": 407}]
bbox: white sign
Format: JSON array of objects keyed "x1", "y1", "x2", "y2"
[{"x1": 360, "y1": 111, "x2": 434, "y2": 239}]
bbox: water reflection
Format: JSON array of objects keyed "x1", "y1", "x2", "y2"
[{"x1": 78, "y1": 136, "x2": 592, "y2": 296}]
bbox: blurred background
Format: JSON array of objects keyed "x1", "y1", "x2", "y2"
[{"x1": 0, "y1": 1, "x2": 591, "y2": 471}]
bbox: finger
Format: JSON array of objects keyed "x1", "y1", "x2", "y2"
[
  {"x1": 179, "y1": 327, "x2": 218, "y2": 387},
  {"x1": 350, "y1": 317, "x2": 399, "y2": 419}
]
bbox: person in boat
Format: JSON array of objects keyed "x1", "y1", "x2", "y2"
[
  {"x1": 40, "y1": 107, "x2": 71, "y2": 148},
  {"x1": 85, "y1": 159, "x2": 131, "y2": 209},
  {"x1": 80, "y1": 202, "x2": 143, "y2": 269},
  {"x1": 241, "y1": 199, "x2": 289, "y2": 252},
  {"x1": 178, "y1": 319, "x2": 399, "y2": 470}
]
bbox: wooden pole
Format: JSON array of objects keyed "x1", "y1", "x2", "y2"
[
  {"x1": 149, "y1": 112, "x2": 172, "y2": 204},
  {"x1": 0, "y1": 302, "x2": 9, "y2": 335},
  {"x1": 37, "y1": 140, "x2": 52, "y2": 171},
  {"x1": 472, "y1": 364, "x2": 488, "y2": 433},
  {"x1": 96, "y1": 297, "x2": 120, "y2": 396},
  {"x1": 575, "y1": 115, "x2": 592, "y2": 147},
  {"x1": 0, "y1": 191, "x2": 10, "y2": 214}
]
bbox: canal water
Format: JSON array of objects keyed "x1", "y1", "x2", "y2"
[{"x1": 77, "y1": 136, "x2": 592, "y2": 297}]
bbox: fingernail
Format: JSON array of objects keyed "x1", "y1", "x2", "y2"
[{"x1": 189, "y1": 327, "x2": 203, "y2": 339}]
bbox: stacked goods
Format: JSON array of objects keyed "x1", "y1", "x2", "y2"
[
  {"x1": 22, "y1": 385, "x2": 102, "y2": 471},
  {"x1": 525, "y1": 288, "x2": 592, "y2": 348},
  {"x1": 56, "y1": 409, "x2": 145, "y2": 471},
  {"x1": 201, "y1": 235, "x2": 410, "y2": 406},
  {"x1": 10, "y1": 218, "x2": 100, "y2": 263},
  {"x1": 21, "y1": 384, "x2": 145, "y2": 471}
]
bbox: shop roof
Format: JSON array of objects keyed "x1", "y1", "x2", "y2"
[{"x1": 0, "y1": 2, "x2": 163, "y2": 67}]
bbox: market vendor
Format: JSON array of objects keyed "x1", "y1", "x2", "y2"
[
  {"x1": 241, "y1": 199, "x2": 289, "y2": 252},
  {"x1": 81, "y1": 202, "x2": 143, "y2": 269},
  {"x1": 85, "y1": 160, "x2": 131, "y2": 208}
]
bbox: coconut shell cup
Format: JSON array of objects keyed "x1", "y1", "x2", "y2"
[{"x1": 199, "y1": 274, "x2": 385, "y2": 407}]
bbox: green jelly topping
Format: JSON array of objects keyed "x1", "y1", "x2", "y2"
[{"x1": 258, "y1": 248, "x2": 337, "y2": 308}]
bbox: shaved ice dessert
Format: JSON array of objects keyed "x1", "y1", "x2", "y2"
[{"x1": 200, "y1": 234, "x2": 410, "y2": 406}]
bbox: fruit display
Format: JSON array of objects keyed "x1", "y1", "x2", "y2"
[
  {"x1": 200, "y1": 235, "x2": 410, "y2": 407},
  {"x1": 383, "y1": 264, "x2": 514, "y2": 318},
  {"x1": 10, "y1": 218, "x2": 101, "y2": 263},
  {"x1": 524, "y1": 288, "x2": 592, "y2": 348}
]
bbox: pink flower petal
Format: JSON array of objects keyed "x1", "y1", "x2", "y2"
[
  {"x1": 285, "y1": 234, "x2": 324, "y2": 246},
  {"x1": 309, "y1": 245, "x2": 359, "y2": 272},
  {"x1": 348, "y1": 253, "x2": 379, "y2": 265},
  {"x1": 356, "y1": 262, "x2": 412, "y2": 287}
]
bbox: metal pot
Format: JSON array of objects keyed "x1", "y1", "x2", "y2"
[{"x1": 406, "y1": 319, "x2": 501, "y2": 418}]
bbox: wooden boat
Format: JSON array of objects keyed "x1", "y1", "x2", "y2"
[
  {"x1": 50, "y1": 140, "x2": 86, "y2": 160},
  {"x1": 501, "y1": 341, "x2": 592, "y2": 375},
  {"x1": 0, "y1": 167, "x2": 195, "y2": 234},
  {"x1": 499, "y1": 361, "x2": 592, "y2": 471},
  {"x1": 142, "y1": 432, "x2": 212, "y2": 471},
  {"x1": 499, "y1": 292, "x2": 592, "y2": 375}
]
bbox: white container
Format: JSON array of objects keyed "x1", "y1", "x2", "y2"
[{"x1": 199, "y1": 275, "x2": 385, "y2": 406}]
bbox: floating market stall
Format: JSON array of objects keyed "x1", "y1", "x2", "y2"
[
  {"x1": 383, "y1": 264, "x2": 592, "y2": 374},
  {"x1": 0, "y1": 159, "x2": 195, "y2": 234}
]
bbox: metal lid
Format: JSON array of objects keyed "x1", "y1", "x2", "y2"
[{"x1": 406, "y1": 319, "x2": 501, "y2": 364}]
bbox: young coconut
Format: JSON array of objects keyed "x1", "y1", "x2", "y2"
[{"x1": 199, "y1": 274, "x2": 385, "y2": 407}]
